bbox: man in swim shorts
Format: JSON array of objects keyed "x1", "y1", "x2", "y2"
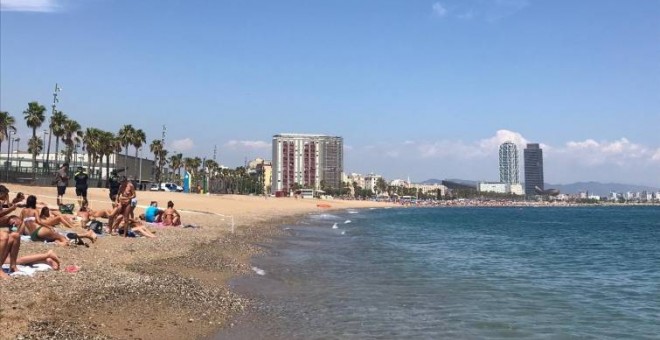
[{"x1": 55, "y1": 163, "x2": 69, "y2": 206}]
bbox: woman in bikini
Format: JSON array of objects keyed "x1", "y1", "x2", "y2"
[
  {"x1": 162, "y1": 201, "x2": 181, "y2": 226},
  {"x1": 0, "y1": 185, "x2": 24, "y2": 279},
  {"x1": 20, "y1": 195, "x2": 75, "y2": 246},
  {"x1": 39, "y1": 206, "x2": 97, "y2": 243},
  {"x1": 108, "y1": 178, "x2": 136, "y2": 236}
]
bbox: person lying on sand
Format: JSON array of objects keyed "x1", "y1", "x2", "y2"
[
  {"x1": 77, "y1": 202, "x2": 113, "y2": 226},
  {"x1": 20, "y1": 195, "x2": 96, "y2": 246},
  {"x1": 40, "y1": 207, "x2": 77, "y2": 229},
  {"x1": 3, "y1": 249, "x2": 61, "y2": 271},
  {"x1": 114, "y1": 215, "x2": 157, "y2": 238}
]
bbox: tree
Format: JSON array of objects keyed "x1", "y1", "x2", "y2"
[
  {"x1": 83, "y1": 128, "x2": 103, "y2": 182},
  {"x1": 0, "y1": 111, "x2": 17, "y2": 163},
  {"x1": 168, "y1": 153, "x2": 183, "y2": 183},
  {"x1": 376, "y1": 177, "x2": 388, "y2": 195},
  {"x1": 23, "y1": 101, "x2": 46, "y2": 181},
  {"x1": 50, "y1": 110, "x2": 68, "y2": 167},
  {"x1": 61, "y1": 118, "x2": 83, "y2": 164},
  {"x1": 132, "y1": 128, "x2": 146, "y2": 178},
  {"x1": 99, "y1": 131, "x2": 121, "y2": 187},
  {"x1": 118, "y1": 124, "x2": 135, "y2": 174},
  {"x1": 149, "y1": 139, "x2": 167, "y2": 184},
  {"x1": 27, "y1": 136, "x2": 43, "y2": 158}
]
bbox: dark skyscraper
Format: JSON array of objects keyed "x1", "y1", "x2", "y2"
[{"x1": 524, "y1": 143, "x2": 544, "y2": 195}]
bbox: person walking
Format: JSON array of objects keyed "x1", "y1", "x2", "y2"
[
  {"x1": 54, "y1": 163, "x2": 69, "y2": 206},
  {"x1": 74, "y1": 166, "x2": 89, "y2": 207}
]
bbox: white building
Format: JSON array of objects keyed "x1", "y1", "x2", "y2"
[
  {"x1": 478, "y1": 182, "x2": 508, "y2": 194},
  {"x1": 364, "y1": 173, "x2": 382, "y2": 194}
]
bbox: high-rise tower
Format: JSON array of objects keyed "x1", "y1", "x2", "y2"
[
  {"x1": 499, "y1": 142, "x2": 519, "y2": 184},
  {"x1": 271, "y1": 134, "x2": 343, "y2": 194},
  {"x1": 524, "y1": 143, "x2": 544, "y2": 195}
]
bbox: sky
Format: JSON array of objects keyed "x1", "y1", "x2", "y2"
[{"x1": 1, "y1": 0, "x2": 659, "y2": 187}]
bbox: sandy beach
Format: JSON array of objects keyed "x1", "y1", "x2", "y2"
[{"x1": 0, "y1": 184, "x2": 393, "y2": 339}]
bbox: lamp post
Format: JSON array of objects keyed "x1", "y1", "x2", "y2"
[
  {"x1": 5, "y1": 131, "x2": 14, "y2": 181},
  {"x1": 42, "y1": 130, "x2": 49, "y2": 168},
  {"x1": 138, "y1": 147, "x2": 143, "y2": 187},
  {"x1": 45, "y1": 83, "x2": 61, "y2": 171}
]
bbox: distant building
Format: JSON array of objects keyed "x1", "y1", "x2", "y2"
[
  {"x1": 499, "y1": 142, "x2": 519, "y2": 184},
  {"x1": 364, "y1": 173, "x2": 382, "y2": 194},
  {"x1": 271, "y1": 133, "x2": 343, "y2": 194},
  {"x1": 509, "y1": 183, "x2": 524, "y2": 195},
  {"x1": 524, "y1": 143, "x2": 544, "y2": 196},
  {"x1": 478, "y1": 182, "x2": 508, "y2": 194}
]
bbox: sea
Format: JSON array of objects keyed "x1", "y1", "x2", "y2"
[{"x1": 220, "y1": 206, "x2": 660, "y2": 339}]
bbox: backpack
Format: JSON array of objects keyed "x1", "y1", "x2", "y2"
[
  {"x1": 88, "y1": 220, "x2": 104, "y2": 235},
  {"x1": 59, "y1": 204, "x2": 75, "y2": 214}
]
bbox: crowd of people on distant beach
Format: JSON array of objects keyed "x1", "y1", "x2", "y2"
[{"x1": 0, "y1": 163, "x2": 185, "y2": 280}]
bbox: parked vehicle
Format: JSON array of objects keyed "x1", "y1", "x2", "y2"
[{"x1": 149, "y1": 182, "x2": 183, "y2": 192}]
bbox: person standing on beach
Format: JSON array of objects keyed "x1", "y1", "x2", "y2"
[
  {"x1": 74, "y1": 166, "x2": 89, "y2": 208},
  {"x1": 108, "y1": 170, "x2": 121, "y2": 202},
  {"x1": 54, "y1": 163, "x2": 69, "y2": 206}
]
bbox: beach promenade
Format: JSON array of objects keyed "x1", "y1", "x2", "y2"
[{"x1": 0, "y1": 184, "x2": 393, "y2": 339}]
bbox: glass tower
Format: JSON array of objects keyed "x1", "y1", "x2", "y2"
[{"x1": 524, "y1": 143, "x2": 544, "y2": 195}]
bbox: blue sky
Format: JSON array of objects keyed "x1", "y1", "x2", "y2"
[{"x1": 1, "y1": 0, "x2": 659, "y2": 186}]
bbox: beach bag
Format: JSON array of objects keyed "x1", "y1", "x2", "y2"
[
  {"x1": 88, "y1": 220, "x2": 104, "y2": 235},
  {"x1": 66, "y1": 233, "x2": 89, "y2": 248},
  {"x1": 59, "y1": 204, "x2": 75, "y2": 214}
]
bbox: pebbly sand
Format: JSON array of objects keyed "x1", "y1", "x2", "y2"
[{"x1": 0, "y1": 184, "x2": 393, "y2": 339}]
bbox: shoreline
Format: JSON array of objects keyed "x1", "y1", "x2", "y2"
[{"x1": 0, "y1": 185, "x2": 392, "y2": 339}]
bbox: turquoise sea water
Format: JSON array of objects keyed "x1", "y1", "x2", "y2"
[{"x1": 224, "y1": 206, "x2": 660, "y2": 339}]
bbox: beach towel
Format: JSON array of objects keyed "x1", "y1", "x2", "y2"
[{"x1": 1, "y1": 264, "x2": 53, "y2": 277}]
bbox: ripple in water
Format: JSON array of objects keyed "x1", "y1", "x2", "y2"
[{"x1": 223, "y1": 207, "x2": 660, "y2": 339}]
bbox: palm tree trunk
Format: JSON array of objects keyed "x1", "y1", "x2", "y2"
[{"x1": 105, "y1": 153, "x2": 111, "y2": 188}]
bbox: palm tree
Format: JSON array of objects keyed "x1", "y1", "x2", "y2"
[
  {"x1": 132, "y1": 128, "x2": 146, "y2": 178},
  {"x1": 61, "y1": 118, "x2": 83, "y2": 164},
  {"x1": 117, "y1": 124, "x2": 135, "y2": 174},
  {"x1": 150, "y1": 139, "x2": 165, "y2": 183},
  {"x1": 50, "y1": 110, "x2": 68, "y2": 167},
  {"x1": 23, "y1": 101, "x2": 47, "y2": 181},
  {"x1": 99, "y1": 131, "x2": 121, "y2": 187},
  {"x1": 168, "y1": 153, "x2": 183, "y2": 183},
  {"x1": 1, "y1": 111, "x2": 17, "y2": 163},
  {"x1": 83, "y1": 128, "x2": 103, "y2": 181},
  {"x1": 27, "y1": 136, "x2": 43, "y2": 159}
]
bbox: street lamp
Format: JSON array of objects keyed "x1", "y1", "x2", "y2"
[
  {"x1": 138, "y1": 147, "x2": 143, "y2": 186},
  {"x1": 5, "y1": 130, "x2": 14, "y2": 181},
  {"x1": 42, "y1": 130, "x2": 49, "y2": 166}
]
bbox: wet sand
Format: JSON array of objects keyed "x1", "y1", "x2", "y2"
[{"x1": 0, "y1": 184, "x2": 392, "y2": 339}]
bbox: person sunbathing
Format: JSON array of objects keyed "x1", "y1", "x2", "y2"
[
  {"x1": 20, "y1": 195, "x2": 96, "y2": 246},
  {"x1": 0, "y1": 215, "x2": 22, "y2": 280},
  {"x1": 4, "y1": 250, "x2": 61, "y2": 271},
  {"x1": 40, "y1": 207, "x2": 77, "y2": 229},
  {"x1": 77, "y1": 202, "x2": 113, "y2": 226},
  {"x1": 162, "y1": 201, "x2": 181, "y2": 226},
  {"x1": 114, "y1": 215, "x2": 157, "y2": 238}
]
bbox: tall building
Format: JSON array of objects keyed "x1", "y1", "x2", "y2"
[
  {"x1": 272, "y1": 133, "x2": 343, "y2": 194},
  {"x1": 524, "y1": 143, "x2": 544, "y2": 195},
  {"x1": 499, "y1": 142, "x2": 519, "y2": 184}
]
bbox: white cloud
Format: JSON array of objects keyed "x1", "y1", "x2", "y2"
[
  {"x1": 432, "y1": 2, "x2": 447, "y2": 17},
  {"x1": 225, "y1": 140, "x2": 270, "y2": 150},
  {"x1": 170, "y1": 138, "x2": 195, "y2": 152},
  {"x1": 0, "y1": 0, "x2": 59, "y2": 12},
  {"x1": 346, "y1": 130, "x2": 660, "y2": 186}
]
